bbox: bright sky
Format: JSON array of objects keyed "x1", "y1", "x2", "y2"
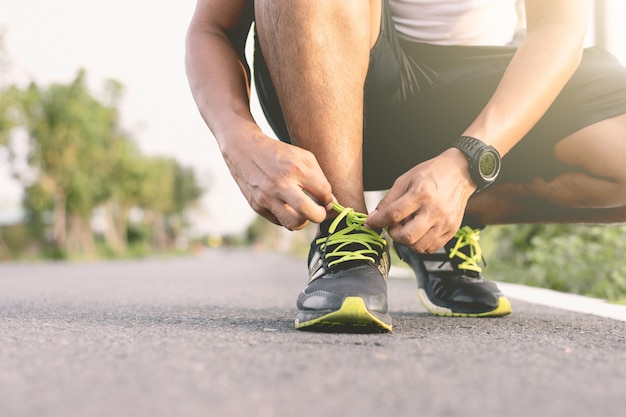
[
  {"x1": 0, "y1": 0, "x2": 262, "y2": 234},
  {"x1": 1, "y1": 0, "x2": 625, "y2": 234}
]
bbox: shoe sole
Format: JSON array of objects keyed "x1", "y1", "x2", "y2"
[
  {"x1": 295, "y1": 296, "x2": 393, "y2": 333},
  {"x1": 418, "y1": 289, "x2": 513, "y2": 317}
]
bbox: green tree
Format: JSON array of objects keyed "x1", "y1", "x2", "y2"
[
  {"x1": 133, "y1": 156, "x2": 204, "y2": 251},
  {"x1": 6, "y1": 66, "x2": 204, "y2": 259},
  {"x1": 13, "y1": 70, "x2": 133, "y2": 257},
  {"x1": 97, "y1": 139, "x2": 147, "y2": 254},
  {"x1": 0, "y1": 34, "x2": 16, "y2": 259},
  {"x1": 1, "y1": 33, "x2": 15, "y2": 146},
  {"x1": 0, "y1": 88, "x2": 12, "y2": 146}
]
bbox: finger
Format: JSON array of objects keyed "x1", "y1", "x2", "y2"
[
  {"x1": 325, "y1": 194, "x2": 338, "y2": 212},
  {"x1": 269, "y1": 200, "x2": 310, "y2": 231},
  {"x1": 387, "y1": 212, "x2": 431, "y2": 250},
  {"x1": 291, "y1": 151, "x2": 333, "y2": 206},
  {"x1": 411, "y1": 225, "x2": 447, "y2": 253},
  {"x1": 392, "y1": 212, "x2": 458, "y2": 252},
  {"x1": 299, "y1": 169, "x2": 334, "y2": 208},
  {"x1": 257, "y1": 208, "x2": 282, "y2": 227},
  {"x1": 302, "y1": 190, "x2": 337, "y2": 217},
  {"x1": 366, "y1": 187, "x2": 421, "y2": 229},
  {"x1": 281, "y1": 185, "x2": 332, "y2": 224}
]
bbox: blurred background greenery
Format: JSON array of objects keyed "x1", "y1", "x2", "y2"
[
  {"x1": 480, "y1": 224, "x2": 626, "y2": 304},
  {"x1": 0, "y1": 65, "x2": 203, "y2": 260}
]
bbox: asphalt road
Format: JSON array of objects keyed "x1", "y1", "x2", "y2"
[{"x1": 1, "y1": 248, "x2": 625, "y2": 417}]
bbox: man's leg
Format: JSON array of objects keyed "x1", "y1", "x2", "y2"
[
  {"x1": 466, "y1": 113, "x2": 626, "y2": 225},
  {"x1": 255, "y1": 0, "x2": 381, "y2": 212},
  {"x1": 255, "y1": 0, "x2": 394, "y2": 333}
]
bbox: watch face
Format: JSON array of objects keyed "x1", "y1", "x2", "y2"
[{"x1": 479, "y1": 151, "x2": 500, "y2": 180}]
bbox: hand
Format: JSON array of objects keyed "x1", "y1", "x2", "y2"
[
  {"x1": 224, "y1": 131, "x2": 334, "y2": 230},
  {"x1": 365, "y1": 148, "x2": 476, "y2": 252}
]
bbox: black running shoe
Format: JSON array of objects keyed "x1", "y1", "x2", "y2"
[
  {"x1": 394, "y1": 226, "x2": 512, "y2": 317},
  {"x1": 295, "y1": 203, "x2": 392, "y2": 333}
]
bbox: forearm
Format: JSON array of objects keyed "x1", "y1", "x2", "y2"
[
  {"x1": 185, "y1": 2, "x2": 334, "y2": 228},
  {"x1": 185, "y1": 19, "x2": 261, "y2": 154},
  {"x1": 462, "y1": 1, "x2": 590, "y2": 155}
]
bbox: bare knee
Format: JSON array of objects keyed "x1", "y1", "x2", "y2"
[
  {"x1": 553, "y1": 113, "x2": 626, "y2": 200},
  {"x1": 255, "y1": 0, "x2": 381, "y2": 49}
]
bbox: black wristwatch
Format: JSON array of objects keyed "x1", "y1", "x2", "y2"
[{"x1": 452, "y1": 136, "x2": 501, "y2": 192}]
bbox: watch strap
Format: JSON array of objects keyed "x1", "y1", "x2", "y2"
[
  {"x1": 452, "y1": 136, "x2": 493, "y2": 160},
  {"x1": 452, "y1": 136, "x2": 501, "y2": 192}
]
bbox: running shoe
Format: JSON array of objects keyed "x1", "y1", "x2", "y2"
[
  {"x1": 295, "y1": 203, "x2": 392, "y2": 333},
  {"x1": 394, "y1": 226, "x2": 512, "y2": 317}
]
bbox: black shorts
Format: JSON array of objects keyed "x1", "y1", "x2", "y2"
[{"x1": 254, "y1": 1, "x2": 626, "y2": 191}]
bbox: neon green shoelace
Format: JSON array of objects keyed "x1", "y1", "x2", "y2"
[
  {"x1": 317, "y1": 202, "x2": 387, "y2": 268},
  {"x1": 448, "y1": 225, "x2": 483, "y2": 273}
]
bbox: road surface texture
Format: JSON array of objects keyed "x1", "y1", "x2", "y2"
[{"x1": 1, "y1": 248, "x2": 625, "y2": 417}]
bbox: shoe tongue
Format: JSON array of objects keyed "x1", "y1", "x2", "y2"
[{"x1": 318, "y1": 216, "x2": 337, "y2": 237}]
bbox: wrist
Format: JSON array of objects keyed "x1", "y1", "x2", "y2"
[
  {"x1": 441, "y1": 148, "x2": 476, "y2": 191},
  {"x1": 218, "y1": 120, "x2": 265, "y2": 156},
  {"x1": 451, "y1": 136, "x2": 501, "y2": 192}
]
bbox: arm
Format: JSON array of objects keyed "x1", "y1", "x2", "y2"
[
  {"x1": 366, "y1": 0, "x2": 591, "y2": 252},
  {"x1": 185, "y1": 0, "x2": 333, "y2": 230},
  {"x1": 463, "y1": 0, "x2": 590, "y2": 154},
  {"x1": 186, "y1": 0, "x2": 254, "y2": 149}
]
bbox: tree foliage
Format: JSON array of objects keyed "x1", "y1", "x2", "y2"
[
  {"x1": 3, "y1": 69, "x2": 204, "y2": 259},
  {"x1": 0, "y1": 88, "x2": 12, "y2": 146},
  {"x1": 482, "y1": 224, "x2": 626, "y2": 303}
]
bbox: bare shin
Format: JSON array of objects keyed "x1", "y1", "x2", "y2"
[{"x1": 254, "y1": 0, "x2": 381, "y2": 213}]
